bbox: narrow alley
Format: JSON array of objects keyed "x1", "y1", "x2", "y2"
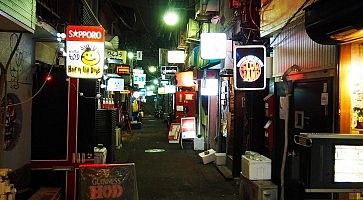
[{"x1": 116, "y1": 116, "x2": 239, "y2": 200}]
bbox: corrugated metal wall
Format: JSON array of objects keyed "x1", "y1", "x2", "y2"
[{"x1": 271, "y1": 19, "x2": 338, "y2": 77}]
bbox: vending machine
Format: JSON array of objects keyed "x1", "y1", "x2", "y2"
[{"x1": 175, "y1": 91, "x2": 196, "y2": 122}]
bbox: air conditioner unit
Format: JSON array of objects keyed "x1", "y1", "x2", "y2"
[
  {"x1": 187, "y1": 18, "x2": 200, "y2": 41},
  {"x1": 305, "y1": 0, "x2": 363, "y2": 44},
  {"x1": 195, "y1": 0, "x2": 219, "y2": 22}
]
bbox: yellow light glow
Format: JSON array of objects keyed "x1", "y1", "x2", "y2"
[{"x1": 348, "y1": 61, "x2": 363, "y2": 94}]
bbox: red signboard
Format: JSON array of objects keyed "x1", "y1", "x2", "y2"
[
  {"x1": 66, "y1": 25, "x2": 105, "y2": 42},
  {"x1": 229, "y1": 0, "x2": 241, "y2": 9},
  {"x1": 116, "y1": 65, "x2": 130, "y2": 75}
]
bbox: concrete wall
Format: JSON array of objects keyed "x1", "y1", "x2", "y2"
[{"x1": 0, "y1": 32, "x2": 33, "y2": 169}]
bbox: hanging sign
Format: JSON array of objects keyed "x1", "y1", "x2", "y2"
[
  {"x1": 66, "y1": 25, "x2": 105, "y2": 79},
  {"x1": 233, "y1": 45, "x2": 266, "y2": 90}
]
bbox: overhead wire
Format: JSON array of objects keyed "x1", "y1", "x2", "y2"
[
  {"x1": 267, "y1": 0, "x2": 313, "y2": 47},
  {"x1": 3, "y1": 44, "x2": 59, "y2": 107},
  {"x1": 269, "y1": 17, "x2": 304, "y2": 48},
  {"x1": 81, "y1": 0, "x2": 101, "y2": 26}
]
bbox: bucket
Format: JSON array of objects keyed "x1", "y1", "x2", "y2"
[{"x1": 215, "y1": 153, "x2": 226, "y2": 165}]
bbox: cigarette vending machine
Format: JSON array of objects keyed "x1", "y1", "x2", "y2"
[{"x1": 175, "y1": 91, "x2": 196, "y2": 122}]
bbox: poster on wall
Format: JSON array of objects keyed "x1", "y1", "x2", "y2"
[
  {"x1": 351, "y1": 80, "x2": 363, "y2": 129},
  {"x1": 233, "y1": 45, "x2": 266, "y2": 90},
  {"x1": 78, "y1": 164, "x2": 138, "y2": 200},
  {"x1": 66, "y1": 25, "x2": 105, "y2": 79}
]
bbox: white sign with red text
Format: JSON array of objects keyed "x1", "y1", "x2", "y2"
[{"x1": 66, "y1": 25, "x2": 105, "y2": 79}]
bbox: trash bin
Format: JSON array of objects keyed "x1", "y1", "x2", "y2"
[{"x1": 94, "y1": 144, "x2": 107, "y2": 164}]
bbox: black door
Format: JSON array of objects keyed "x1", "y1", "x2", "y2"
[
  {"x1": 286, "y1": 77, "x2": 336, "y2": 199},
  {"x1": 291, "y1": 78, "x2": 334, "y2": 139}
]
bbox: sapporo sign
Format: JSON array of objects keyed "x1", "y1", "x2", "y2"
[
  {"x1": 66, "y1": 25, "x2": 105, "y2": 79},
  {"x1": 233, "y1": 45, "x2": 266, "y2": 90},
  {"x1": 78, "y1": 164, "x2": 138, "y2": 200}
]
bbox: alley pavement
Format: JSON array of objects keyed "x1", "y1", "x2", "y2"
[{"x1": 116, "y1": 116, "x2": 239, "y2": 200}]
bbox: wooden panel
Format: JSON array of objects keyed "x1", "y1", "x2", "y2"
[
  {"x1": 0, "y1": 0, "x2": 36, "y2": 32},
  {"x1": 339, "y1": 44, "x2": 352, "y2": 133}
]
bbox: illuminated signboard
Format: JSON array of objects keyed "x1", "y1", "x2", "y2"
[
  {"x1": 167, "y1": 50, "x2": 185, "y2": 63},
  {"x1": 78, "y1": 164, "x2": 138, "y2": 200},
  {"x1": 233, "y1": 45, "x2": 266, "y2": 90},
  {"x1": 161, "y1": 66, "x2": 178, "y2": 75},
  {"x1": 116, "y1": 64, "x2": 130, "y2": 75},
  {"x1": 133, "y1": 74, "x2": 146, "y2": 85},
  {"x1": 200, "y1": 33, "x2": 227, "y2": 59},
  {"x1": 181, "y1": 117, "x2": 196, "y2": 139},
  {"x1": 201, "y1": 79, "x2": 218, "y2": 96},
  {"x1": 107, "y1": 78, "x2": 124, "y2": 91},
  {"x1": 106, "y1": 50, "x2": 127, "y2": 63},
  {"x1": 66, "y1": 25, "x2": 105, "y2": 79}
]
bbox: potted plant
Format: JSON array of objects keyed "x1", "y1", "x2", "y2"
[{"x1": 353, "y1": 107, "x2": 363, "y2": 129}]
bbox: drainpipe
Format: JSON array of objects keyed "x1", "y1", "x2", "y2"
[{"x1": 280, "y1": 64, "x2": 301, "y2": 200}]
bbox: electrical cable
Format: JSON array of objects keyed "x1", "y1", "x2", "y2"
[
  {"x1": 270, "y1": 17, "x2": 304, "y2": 48},
  {"x1": 249, "y1": 0, "x2": 259, "y2": 30},
  {"x1": 267, "y1": 0, "x2": 312, "y2": 47},
  {"x1": 81, "y1": 0, "x2": 101, "y2": 26},
  {"x1": 280, "y1": 64, "x2": 302, "y2": 200},
  {"x1": 106, "y1": 0, "x2": 134, "y2": 30},
  {"x1": 2, "y1": 45, "x2": 58, "y2": 107}
]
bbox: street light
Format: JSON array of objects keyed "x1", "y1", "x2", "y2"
[
  {"x1": 127, "y1": 52, "x2": 134, "y2": 59},
  {"x1": 148, "y1": 66, "x2": 157, "y2": 73},
  {"x1": 163, "y1": 10, "x2": 178, "y2": 26}
]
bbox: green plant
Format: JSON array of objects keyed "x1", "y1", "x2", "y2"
[{"x1": 353, "y1": 107, "x2": 363, "y2": 117}]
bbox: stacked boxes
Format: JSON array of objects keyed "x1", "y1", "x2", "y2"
[{"x1": 240, "y1": 152, "x2": 276, "y2": 200}]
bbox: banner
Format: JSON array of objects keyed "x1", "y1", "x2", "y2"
[{"x1": 78, "y1": 164, "x2": 138, "y2": 200}]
